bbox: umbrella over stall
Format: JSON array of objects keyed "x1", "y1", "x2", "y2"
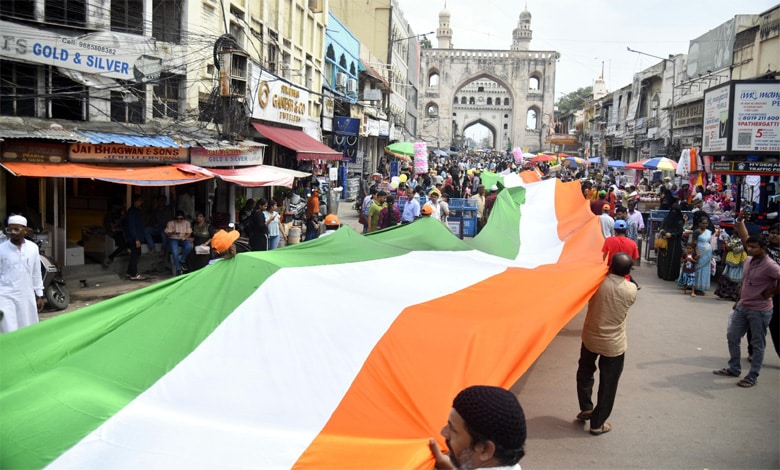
[{"x1": 384, "y1": 142, "x2": 415, "y2": 161}]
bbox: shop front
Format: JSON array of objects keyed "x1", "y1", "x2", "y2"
[{"x1": 1, "y1": 133, "x2": 211, "y2": 266}]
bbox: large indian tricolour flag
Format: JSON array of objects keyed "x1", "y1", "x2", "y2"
[{"x1": 0, "y1": 174, "x2": 606, "y2": 469}]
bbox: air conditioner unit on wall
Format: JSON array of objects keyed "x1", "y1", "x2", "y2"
[
  {"x1": 346, "y1": 78, "x2": 357, "y2": 94},
  {"x1": 336, "y1": 72, "x2": 347, "y2": 89},
  {"x1": 308, "y1": 0, "x2": 323, "y2": 13}
]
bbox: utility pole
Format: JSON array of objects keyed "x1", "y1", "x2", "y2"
[{"x1": 626, "y1": 47, "x2": 676, "y2": 158}]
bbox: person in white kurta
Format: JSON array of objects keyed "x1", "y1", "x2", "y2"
[{"x1": 0, "y1": 216, "x2": 44, "y2": 333}]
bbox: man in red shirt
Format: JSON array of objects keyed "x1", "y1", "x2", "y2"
[{"x1": 602, "y1": 220, "x2": 639, "y2": 265}]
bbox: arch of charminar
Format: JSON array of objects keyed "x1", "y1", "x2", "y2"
[{"x1": 418, "y1": 3, "x2": 559, "y2": 153}]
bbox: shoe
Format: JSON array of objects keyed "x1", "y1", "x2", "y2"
[
  {"x1": 694, "y1": 290, "x2": 705, "y2": 296},
  {"x1": 712, "y1": 368, "x2": 739, "y2": 377},
  {"x1": 589, "y1": 423, "x2": 612, "y2": 436},
  {"x1": 181, "y1": 265, "x2": 189, "y2": 273},
  {"x1": 128, "y1": 274, "x2": 148, "y2": 281},
  {"x1": 576, "y1": 410, "x2": 593, "y2": 421},
  {"x1": 737, "y1": 378, "x2": 756, "y2": 388},
  {"x1": 103, "y1": 257, "x2": 112, "y2": 268}
]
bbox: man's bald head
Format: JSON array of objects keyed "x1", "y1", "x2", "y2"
[{"x1": 610, "y1": 253, "x2": 633, "y2": 277}]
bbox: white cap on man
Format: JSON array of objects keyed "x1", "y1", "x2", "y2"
[{"x1": 8, "y1": 215, "x2": 27, "y2": 226}]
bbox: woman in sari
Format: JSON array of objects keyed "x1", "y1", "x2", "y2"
[
  {"x1": 691, "y1": 213, "x2": 714, "y2": 295},
  {"x1": 656, "y1": 205, "x2": 685, "y2": 281}
]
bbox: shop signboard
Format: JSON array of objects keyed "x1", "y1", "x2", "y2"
[
  {"x1": 1, "y1": 142, "x2": 67, "y2": 163},
  {"x1": 69, "y1": 143, "x2": 188, "y2": 163},
  {"x1": 190, "y1": 145, "x2": 265, "y2": 167},
  {"x1": 701, "y1": 82, "x2": 730, "y2": 154},
  {"x1": 731, "y1": 82, "x2": 780, "y2": 152},
  {"x1": 0, "y1": 20, "x2": 164, "y2": 82},
  {"x1": 248, "y1": 63, "x2": 310, "y2": 126},
  {"x1": 710, "y1": 160, "x2": 780, "y2": 175}
]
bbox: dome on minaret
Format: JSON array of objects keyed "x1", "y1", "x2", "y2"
[{"x1": 511, "y1": 6, "x2": 533, "y2": 51}]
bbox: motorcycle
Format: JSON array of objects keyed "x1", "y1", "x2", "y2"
[{"x1": 31, "y1": 238, "x2": 70, "y2": 310}]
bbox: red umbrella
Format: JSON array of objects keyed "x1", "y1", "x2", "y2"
[
  {"x1": 625, "y1": 159, "x2": 651, "y2": 170},
  {"x1": 531, "y1": 154, "x2": 557, "y2": 163},
  {"x1": 557, "y1": 153, "x2": 572, "y2": 158}
]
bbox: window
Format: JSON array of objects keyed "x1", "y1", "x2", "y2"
[
  {"x1": 153, "y1": 0, "x2": 182, "y2": 43},
  {"x1": 504, "y1": 98, "x2": 510, "y2": 106},
  {"x1": 47, "y1": 0, "x2": 86, "y2": 27},
  {"x1": 503, "y1": 123, "x2": 508, "y2": 129},
  {"x1": 0, "y1": 61, "x2": 37, "y2": 117},
  {"x1": 469, "y1": 97, "x2": 475, "y2": 105},
  {"x1": 529, "y1": 76, "x2": 540, "y2": 90},
  {"x1": 49, "y1": 69, "x2": 87, "y2": 120},
  {"x1": 427, "y1": 103, "x2": 438, "y2": 117},
  {"x1": 428, "y1": 72, "x2": 440, "y2": 87},
  {"x1": 486, "y1": 97, "x2": 493, "y2": 105},
  {"x1": 153, "y1": 73, "x2": 182, "y2": 119},
  {"x1": 460, "y1": 96, "x2": 467, "y2": 104},
  {"x1": 229, "y1": 21, "x2": 244, "y2": 48},
  {"x1": 453, "y1": 96, "x2": 459, "y2": 104},
  {"x1": 477, "y1": 86, "x2": 484, "y2": 92},
  {"x1": 1, "y1": 0, "x2": 35, "y2": 21},
  {"x1": 111, "y1": 84, "x2": 145, "y2": 124},
  {"x1": 526, "y1": 109, "x2": 538, "y2": 129},
  {"x1": 111, "y1": 0, "x2": 143, "y2": 34}
]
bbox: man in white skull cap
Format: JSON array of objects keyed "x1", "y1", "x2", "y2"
[{"x1": 0, "y1": 215, "x2": 44, "y2": 333}]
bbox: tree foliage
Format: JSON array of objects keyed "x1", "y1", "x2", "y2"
[{"x1": 556, "y1": 86, "x2": 593, "y2": 115}]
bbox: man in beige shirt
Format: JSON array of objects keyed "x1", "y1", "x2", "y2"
[
  {"x1": 575, "y1": 253, "x2": 637, "y2": 436},
  {"x1": 165, "y1": 210, "x2": 193, "y2": 275}
]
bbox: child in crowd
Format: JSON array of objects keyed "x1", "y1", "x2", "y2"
[
  {"x1": 305, "y1": 213, "x2": 320, "y2": 241},
  {"x1": 678, "y1": 243, "x2": 698, "y2": 297}
]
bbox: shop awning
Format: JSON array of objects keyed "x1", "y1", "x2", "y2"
[
  {"x1": 75, "y1": 131, "x2": 186, "y2": 148},
  {"x1": 175, "y1": 163, "x2": 305, "y2": 188},
  {"x1": 0, "y1": 162, "x2": 212, "y2": 186},
  {"x1": 252, "y1": 123, "x2": 342, "y2": 161}
]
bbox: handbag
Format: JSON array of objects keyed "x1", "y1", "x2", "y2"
[{"x1": 654, "y1": 234, "x2": 668, "y2": 250}]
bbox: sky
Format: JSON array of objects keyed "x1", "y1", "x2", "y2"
[{"x1": 395, "y1": 0, "x2": 778, "y2": 141}]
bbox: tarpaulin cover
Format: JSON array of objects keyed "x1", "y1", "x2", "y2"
[
  {"x1": 0, "y1": 174, "x2": 606, "y2": 470},
  {"x1": 252, "y1": 123, "x2": 342, "y2": 161},
  {"x1": 0, "y1": 161, "x2": 212, "y2": 186},
  {"x1": 175, "y1": 163, "x2": 298, "y2": 188}
]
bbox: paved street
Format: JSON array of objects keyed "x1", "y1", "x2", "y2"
[
  {"x1": 515, "y1": 261, "x2": 779, "y2": 470},
  {"x1": 38, "y1": 202, "x2": 779, "y2": 469}
]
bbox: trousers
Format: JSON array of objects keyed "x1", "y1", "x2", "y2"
[{"x1": 576, "y1": 343, "x2": 625, "y2": 429}]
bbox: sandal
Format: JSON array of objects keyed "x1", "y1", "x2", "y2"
[
  {"x1": 128, "y1": 274, "x2": 148, "y2": 281},
  {"x1": 589, "y1": 422, "x2": 611, "y2": 436},
  {"x1": 576, "y1": 410, "x2": 593, "y2": 421},
  {"x1": 736, "y1": 378, "x2": 755, "y2": 388},
  {"x1": 712, "y1": 368, "x2": 739, "y2": 377}
]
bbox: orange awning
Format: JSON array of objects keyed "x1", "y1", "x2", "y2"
[
  {"x1": 0, "y1": 162, "x2": 213, "y2": 186},
  {"x1": 252, "y1": 123, "x2": 342, "y2": 161}
]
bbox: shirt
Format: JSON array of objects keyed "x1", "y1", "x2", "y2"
[
  {"x1": 601, "y1": 236, "x2": 639, "y2": 265},
  {"x1": 582, "y1": 274, "x2": 638, "y2": 356},
  {"x1": 401, "y1": 196, "x2": 420, "y2": 222},
  {"x1": 738, "y1": 255, "x2": 780, "y2": 311},
  {"x1": 0, "y1": 239, "x2": 43, "y2": 333},
  {"x1": 165, "y1": 219, "x2": 192, "y2": 240}
]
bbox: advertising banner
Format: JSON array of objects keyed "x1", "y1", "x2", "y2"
[
  {"x1": 248, "y1": 63, "x2": 310, "y2": 126},
  {"x1": 730, "y1": 82, "x2": 780, "y2": 152},
  {"x1": 701, "y1": 83, "x2": 730, "y2": 154}
]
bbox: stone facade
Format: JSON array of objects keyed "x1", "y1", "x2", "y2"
[{"x1": 418, "y1": 7, "x2": 558, "y2": 152}]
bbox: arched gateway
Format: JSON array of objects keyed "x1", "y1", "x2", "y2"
[{"x1": 418, "y1": 5, "x2": 558, "y2": 153}]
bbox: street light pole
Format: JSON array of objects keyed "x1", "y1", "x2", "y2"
[{"x1": 626, "y1": 47, "x2": 676, "y2": 158}]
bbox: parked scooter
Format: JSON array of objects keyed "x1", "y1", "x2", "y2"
[{"x1": 30, "y1": 238, "x2": 69, "y2": 310}]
